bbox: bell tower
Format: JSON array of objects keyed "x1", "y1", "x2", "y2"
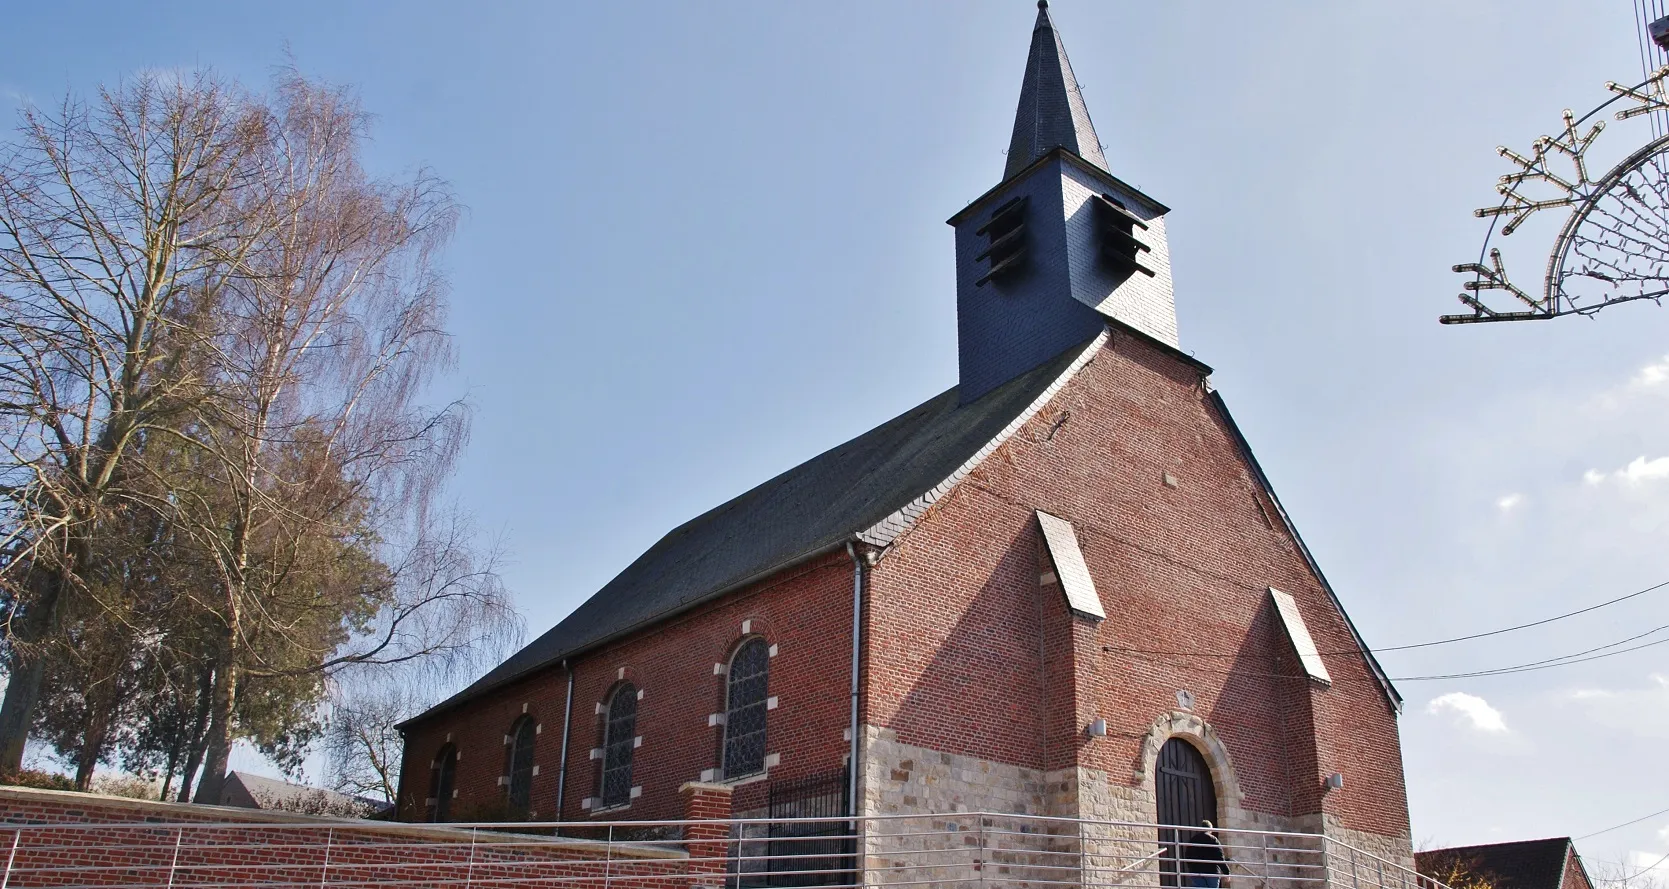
[{"x1": 950, "y1": 0, "x2": 1178, "y2": 403}]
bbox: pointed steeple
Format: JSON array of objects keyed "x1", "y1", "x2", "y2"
[
  {"x1": 1004, "y1": 0, "x2": 1108, "y2": 180},
  {"x1": 948, "y1": 0, "x2": 1176, "y2": 404}
]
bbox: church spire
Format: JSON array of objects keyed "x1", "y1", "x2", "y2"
[{"x1": 1004, "y1": 0, "x2": 1108, "y2": 180}]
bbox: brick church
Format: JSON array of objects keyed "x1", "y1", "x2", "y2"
[{"x1": 397, "y1": 1, "x2": 1414, "y2": 867}]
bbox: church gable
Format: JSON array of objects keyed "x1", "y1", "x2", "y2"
[{"x1": 862, "y1": 327, "x2": 1405, "y2": 833}]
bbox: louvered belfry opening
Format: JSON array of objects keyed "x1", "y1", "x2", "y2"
[
  {"x1": 1094, "y1": 192, "x2": 1155, "y2": 278},
  {"x1": 974, "y1": 195, "x2": 1030, "y2": 287},
  {"x1": 1156, "y1": 738, "x2": 1219, "y2": 888}
]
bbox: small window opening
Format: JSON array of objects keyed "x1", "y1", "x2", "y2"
[
  {"x1": 975, "y1": 195, "x2": 1030, "y2": 287},
  {"x1": 1094, "y1": 193, "x2": 1156, "y2": 278},
  {"x1": 602, "y1": 683, "x2": 638, "y2": 807},
  {"x1": 723, "y1": 638, "x2": 771, "y2": 778}
]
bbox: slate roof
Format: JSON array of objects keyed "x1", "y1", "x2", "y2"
[
  {"x1": 407, "y1": 336, "x2": 1104, "y2": 726},
  {"x1": 1417, "y1": 839, "x2": 1580, "y2": 889},
  {"x1": 1005, "y1": 0, "x2": 1108, "y2": 180}
]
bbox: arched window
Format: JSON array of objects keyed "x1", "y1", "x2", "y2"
[
  {"x1": 506, "y1": 716, "x2": 537, "y2": 814},
  {"x1": 429, "y1": 744, "x2": 458, "y2": 822},
  {"x1": 723, "y1": 638, "x2": 770, "y2": 778},
  {"x1": 601, "y1": 683, "x2": 638, "y2": 807}
]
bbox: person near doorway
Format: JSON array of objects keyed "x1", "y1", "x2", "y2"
[{"x1": 1182, "y1": 820, "x2": 1229, "y2": 889}]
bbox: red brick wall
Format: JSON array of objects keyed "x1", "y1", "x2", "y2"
[
  {"x1": 0, "y1": 786, "x2": 684, "y2": 888},
  {"x1": 399, "y1": 550, "x2": 857, "y2": 824},
  {"x1": 402, "y1": 329, "x2": 1411, "y2": 841},
  {"x1": 864, "y1": 330, "x2": 1410, "y2": 836},
  {"x1": 1562, "y1": 846, "x2": 1594, "y2": 889}
]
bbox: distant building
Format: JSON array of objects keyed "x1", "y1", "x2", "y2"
[
  {"x1": 219, "y1": 771, "x2": 391, "y2": 818},
  {"x1": 1417, "y1": 839, "x2": 1594, "y2": 889},
  {"x1": 397, "y1": 0, "x2": 1415, "y2": 870}
]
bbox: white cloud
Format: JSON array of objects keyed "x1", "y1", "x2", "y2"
[
  {"x1": 1590, "y1": 353, "x2": 1669, "y2": 410},
  {"x1": 1633, "y1": 355, "x2": 1669, "y2": 389},
  {"x1": 1496, "y1": 493, "x2": 1524, "y2": 512},
  {"x1": 1621, "y1": 457, "x2": 1669, "y2": 483},
  {"x1": 1584, "y1": 456, "x2": 1669, "y2": 485},
  {"x1": 1562, "y1": 674, "x2": 1669, "y2": 739},
  {"x1": 1426, "y1": 692, "x2": 1510, "y2": 733}
]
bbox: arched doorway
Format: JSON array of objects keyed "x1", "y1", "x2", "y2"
[{"x1": 1156, "y1": 737, "x2": 1218, "y2": 887}]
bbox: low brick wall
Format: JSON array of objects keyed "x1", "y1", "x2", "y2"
[{"x1": 0, "y1": 786, "x2": 689, "y2": 888}]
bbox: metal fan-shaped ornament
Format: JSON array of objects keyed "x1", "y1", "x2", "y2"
[{"x1": 1442, "y1": 64, "x2": 1669, "y2": 324}]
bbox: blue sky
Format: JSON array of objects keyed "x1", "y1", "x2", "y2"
[{"x1": 6, "y1": 0, "x2": 1669, "y2": 872}]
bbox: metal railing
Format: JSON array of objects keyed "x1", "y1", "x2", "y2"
[{"x1": 0, "y1": 812, "x2": 1450, "y2": 889}]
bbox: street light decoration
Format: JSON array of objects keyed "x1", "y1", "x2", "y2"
[{"x1": 1442, "y1": 57, "x2": 1669, "y2": 324}]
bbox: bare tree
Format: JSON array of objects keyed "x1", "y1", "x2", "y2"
[
  {"x1": 0, "y1": 72, "x2": 275, "y2": 771},
  {"x1": 324, "y1": 677, "x2": 416, "y2": 804},
  {"x1": 0, "y1": 68, "x2": 519, "y2": 793},
  {"x1": 1592, "y1": 857, "x2": 1669, "y2": 889},
  {"x1": 143, "y1": 72, "x2": 517, "y2": 804},
  {"x1": 325, "y1": 550, "x2": 523, "y2": 805}
]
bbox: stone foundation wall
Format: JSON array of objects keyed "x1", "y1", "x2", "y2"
[
  {"x1": 860, "y1": 727, "x2": 1074, "y2": 886},
  {"x1": 857, "y1": 725, "x2": 1412, "y2": 889},
  {"x1": 860, "y1": 726, "x2": 1049, "y2": 817},
  {"x1": 1319, "y1": 816, "x2": 1416, "y2": 886}
]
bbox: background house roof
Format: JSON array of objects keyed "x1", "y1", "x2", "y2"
[
  {"x1": 220, "y1": 771, "x2": 391, "y2": 817},
  {"x1": 1417, "y1": 838, "x2": 1581, "y2": 889}
]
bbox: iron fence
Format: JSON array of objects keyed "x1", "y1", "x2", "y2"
[{"x1": 0, "y1": 811, "x2": 1451, "y2": 889}]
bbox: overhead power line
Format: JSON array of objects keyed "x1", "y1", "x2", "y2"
[
  {"x1": 1098, "y1": 577, "x2": 1669, "y2": 683},
  {"x1": 1375, "y1": 578, "x2": 1669, "y2": 654},
  {"x1": 1102, "y1": 577, "x2": 1669, "y2": 661},
  {"x1": 1391, "y1": 633, "x2": 1669, "y2": 681},
  {"x1": 1576, "y1": 804, "x2": 1669, "y2": 841},
  {"x1": 1106, "y1": 628, "x2": 1669, "y2": 684},
  {"x1": 1602, "y1": 850, "x2": 1669, "y2": 883}
]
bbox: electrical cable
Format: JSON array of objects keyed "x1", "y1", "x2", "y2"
[
  {"x1": 1601, "y1": 850, "x2": 1669, "y2": 883},
  {"x1": 1577, "y1": 804, "x2": 1669, "y2": 840},
  {"x1": 1102, "y1": 622, "x2": 1669, "y2": 683},
  {"x1": 1101, "y1": 578, "x2": 1669, "y2": 661},
  {"x1": 1349, "y1": 577, "x2": 1669, "y2": 654},
  {"x1": 1391, "y1": 634, "x2": 1669, "y2": 681}
]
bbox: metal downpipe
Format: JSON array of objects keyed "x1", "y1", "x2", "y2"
[
  {"x1": 555, "y1": 660, "x2": 574, "y2": 833},
  {"x1": 845, "y1": 540, "x2": 865, "y2": 819}
]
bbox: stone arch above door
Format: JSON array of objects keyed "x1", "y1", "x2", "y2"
[{"x1": 1134, "y1": 711, "x2": 1245, "y2": 817}]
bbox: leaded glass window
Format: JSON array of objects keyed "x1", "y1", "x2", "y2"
[
  {"x1": 602, "y1": 683, "x2": 637, "y2": 807},
  {"x1": 430, "y1": 745, "x2": 457, "y2": 823},
  {"x1": 723, "y1": 638, "x2": 770, "y2": 778},
  {"x1": 506, "y1": 716, "x2": 536, "y2": 813}
]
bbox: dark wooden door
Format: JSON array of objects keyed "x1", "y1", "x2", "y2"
[{"x1": 1156, "y1": 738, "x2": 1218, "y2": 887}]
